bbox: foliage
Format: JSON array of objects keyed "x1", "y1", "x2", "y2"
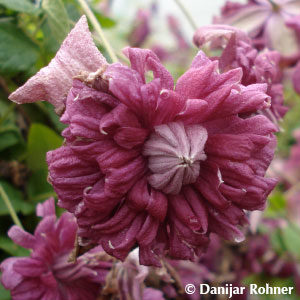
[{"x1": 0, "y1": 0, "x2": 117, "y2": 295}]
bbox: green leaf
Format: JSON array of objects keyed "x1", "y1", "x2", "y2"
[
  {"x1": 265, "y1": 190, "x2": 286, "y2": 218},
  {"x1": 270, "y1": 228, "x2": 287, "y2": 255},
  {"x1": 0, "y1": 22, "x2": 39, "y2": 75},
  {"x1": 37, "y1": 102, "x2": 67, "y2": 132},
  {"x1": 26, "y1": 123, "x2": 62, "y2": 172},
  {"x1": 40, "y1": 19, "x2": 60, "y2": 54},
  {"x1": 88, "y1": 4, "x2": 116, "y2": 28},
  {"x1": 26, "y1": 123, "x2": 61, "y2": 202},
  {"x1": 0, "y1": 129, "x2": 20, "y2": 151},
  {"x1": 243, "y1": 275, "x2": 296, "y2": 300},
  {"x1": 65, "y1": 3, "x2": 81, "y2": 22},
  {"x1": 42, "y1": 0, "x2": 70, "y2": 44},
  {"x1": 0, "y1": 236, "x2": 30, "y2": 256},
  {"x1": 281, "y1": 224, "x2": 300, "y2": 259},
  {"x1": 0, "y1": 0, "x2": 39, "y2": 14},
  {"x1": 0, "y1": 101, "x2": 26, "y2": 159},
  {"x1": 95, "y1": 13, "x2": 116, "y2": 28},
  {"x1": 242, "y1": 274, "x2": 259, "y2": 286},
  {"x1": 0, "y1": 180, "x2": 34, "y2": 216},
  {"x1": 277, "y1": 89, "x2": 300, "y2": 156},
  {"x1": 27, "y1": 168, "x2": 55, "y2": 202},
  {"x1": 0, "y1": 282, "x2": 10, "y2": 300}
]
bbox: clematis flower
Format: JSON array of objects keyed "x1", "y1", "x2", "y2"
[
  {"x1": 9, "y1": 16, "x2": 277, "y2": 266},
  {"x1": 235, "y1": 220, "x2": 300, "y2": 287},
  {"x1": 102, "y1": 248, "x2": 165, "y2": 299},
  {"x1": 196, "y1": 226, "x2": 299, "y2": 300},
  {"x1": 165, "y1": 259, "x2": 214, "y2": 300},
  {"x1": 164, "y1": 234, "x2": 219, "y2": 300},
  {"x1": 193, "y1": 24, "x2": 288, "y2": 123},
  {"x1": 0, "y1": 198, "x2": 112, "y2": 300},
  {"x1": 128, "y1": 9, "x2": 151, "y2": 48},
  {"x1": 215, "y1": 0, "x2": 300, "y2": 60},
  {"x1": 128, "y1": 8, "x2": 190, "y2": 68},
  {"x1": 225, "y1": 229, "x2": 299, "y2": 299},
  {"x1": 116, "y1": 254, "x2": 165, "y2": 300},
  {"x1": 166, "y1": 227, "x2": 300, "y2": 299},
  {"x1": 167, "y1": 15, "x2": 189, "y2": 50}
]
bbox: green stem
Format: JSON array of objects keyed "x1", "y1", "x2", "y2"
[
  {"x1": 93, "y1": 34, "x2": 129, "y2": 64},
  {"x1": 173, "y1": 0, "x2": 198, "y2": 31},
  {"x1": 77, "y1": 0, "x2": 118, "y2": 63},
  {"x1": 0, "y1": 185, "x2": 23, "y2": 229}
]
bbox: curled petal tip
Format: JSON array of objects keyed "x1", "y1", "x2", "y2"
[{"x1": 8, "y1": 15, "x2": 107, "y2": 114}]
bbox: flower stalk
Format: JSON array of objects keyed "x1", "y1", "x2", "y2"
[
  {"x1": 0, "y1": 184, "x2": 23, "y2": 229},
  {"x1": 77, "y1": 0, "x2": 118, "y2": 63}
]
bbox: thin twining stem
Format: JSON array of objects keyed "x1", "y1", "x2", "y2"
[
  {"x1": 0, "y1": 184, "x2": 23, "y2": 229},
  {"x1": 173, "y1": 0, "x2": 198, "y2": 31},
  {"x1": 77, "y1": 0, "x2": 118, "y2": 63}
]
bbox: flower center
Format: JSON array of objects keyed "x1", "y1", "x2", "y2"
[{"x1": 143, "y1": 122, "x2": 208, "y2": 195}]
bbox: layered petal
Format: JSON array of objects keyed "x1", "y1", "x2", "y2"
[{"x1": 9, "y1": 14, "x2": 277, "y2": 267}]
